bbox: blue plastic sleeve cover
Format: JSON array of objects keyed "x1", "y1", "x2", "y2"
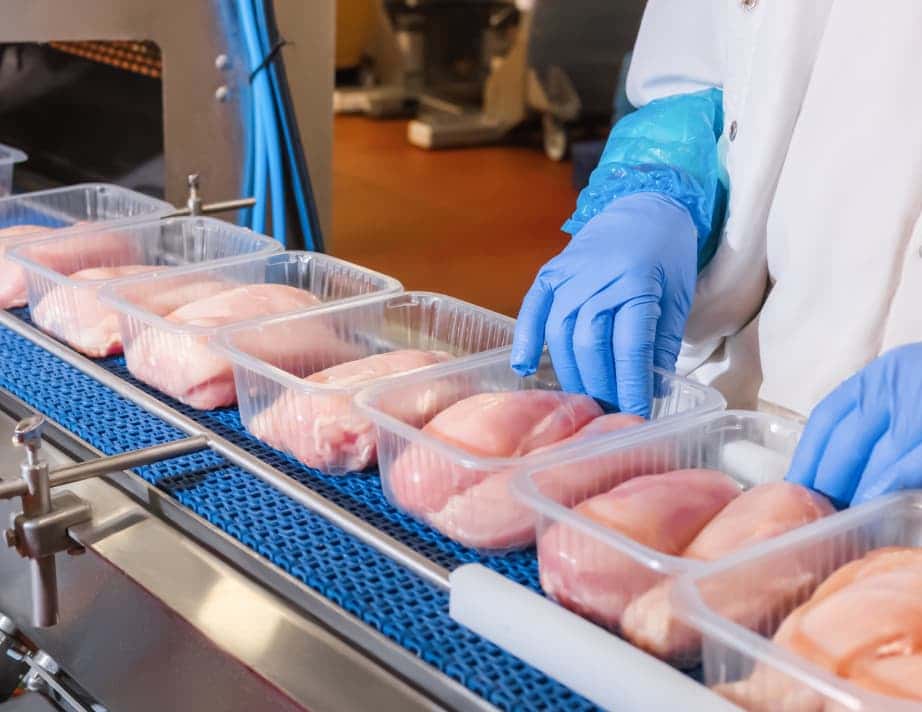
[{"x1": 563, "y1": 88, "x2": 726, "y2": 268}]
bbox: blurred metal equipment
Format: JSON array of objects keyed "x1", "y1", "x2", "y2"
[
  {"x1": 407, "y1": 0, "x2": 645, "y2": 159},
  {"x1": 0, "y1": 0, "x2": 333, "y2": 239}
]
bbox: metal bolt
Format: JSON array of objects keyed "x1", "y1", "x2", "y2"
[
  {"x1": 729, "y1": 120, "x2": 738, "y2": 141},
  {"x1": 215, "y1": 53, "x2": 230, "y2": 70},
  {"x1": 215, "y1": 85, "x2": 230, "y2": 102}
]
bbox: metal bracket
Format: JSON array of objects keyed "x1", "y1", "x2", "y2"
[
  {"x1": 165, "y1": 173, "x2": 257, "y2": 218},
  {"x1": 8, "y1": 493, "x2": 92, "y2": 560},
  {"x1": 0, "y1": 415, "x2": 209, "y2": 628}
]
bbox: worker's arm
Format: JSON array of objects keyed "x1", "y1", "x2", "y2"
[
  {"x1": 786, "y1": 343, "x2": 922, "y2": 506},
  {"x1": 511, "y1": 0, "x2": 726, "y2": 416}
]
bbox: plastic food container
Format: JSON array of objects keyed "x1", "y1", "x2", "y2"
[
  {"x1": 0, "y1": 184, "x2": 172, "y2": 309},
  {"x1": 514, "y1": 410, "x2": 804, "y2": 667},
  {"x1": 0, "y1": 143, "x2": 27, "y2": 197},
  {"x1": 674, "y1": 491, "x2": 922, "y2": 712},
  {"x1": 355, "y1": 352, "x2": 726, "y2": 552},
  {"x1": 8, "y1": 217, "x2": 281, "y2": 357},
  {"x1": 215, "y1": 291, "x2": 516, "y2": 475},
  {"x1": 100, "y1": 251, "x2": 403, "y2": 409}
]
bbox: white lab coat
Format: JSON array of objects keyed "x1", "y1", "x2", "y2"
[{"x1": 627, "y1": 0, "x2": 922, "y2": 415}]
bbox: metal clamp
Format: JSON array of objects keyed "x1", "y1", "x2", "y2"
[
  {"x1": 166, "y1": 173, "x2": 257, "y2": 218},
  {"x1": 0, "y1": 415, "x2": 209, "y2": 628}
]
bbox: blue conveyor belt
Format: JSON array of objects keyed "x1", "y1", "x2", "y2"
[{"x1": 0, "y1": 309, "x2": 597, "y2": 711}]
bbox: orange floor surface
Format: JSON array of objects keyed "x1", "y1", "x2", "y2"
[{"x1": 330, "y1": 115, "x2": 579, "y2": 317}]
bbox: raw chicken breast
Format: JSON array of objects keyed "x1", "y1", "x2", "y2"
[
  {"x1": 125, "y1": 284, "x2": 329, "y2": 409},
  {"x1": 0, "y1": 225, "x2": 50, "y2": 308},
  {"x1": 622, "y1": 482, "x2": 834, "y2": 666},
  {"x1": 249, "y1": 349, "x2": 454, "y2": 473},
  {"x1": 538, "y1": 469, "x2": 740, "y2": 630},
  {"x1": 387, "y1": 390, "x2": 603, "y2": 517},
  {"x1": 427, "y1": 413, "x2": 646, "y2": 550},
  {"x1": 31, "y1": 265, "x2": 161, "y2": 357},
  {"x1": 716, "y1": 547, "x2": 922, "y2": 711}
]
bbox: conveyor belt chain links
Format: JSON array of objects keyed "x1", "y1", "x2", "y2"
[{"x1": 0, "y1": 415, "x2": 209, "y2": 628}]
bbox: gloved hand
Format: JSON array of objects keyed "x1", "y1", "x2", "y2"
[
  {"x1": 510, "y1": 191, "x2": 698, "y2": 416},
  {"x1": 786, "y1": 343, "x2": 922, "y2": 506}
]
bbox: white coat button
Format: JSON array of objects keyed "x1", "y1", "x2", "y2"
[
  {"x1": 741, "y1": 0, "x2": 758, "y2": 8},
  {"x1": 729, "y1": 120, "x2": 738, "y2": 141}
]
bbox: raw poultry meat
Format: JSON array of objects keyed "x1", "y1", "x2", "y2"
[
  {"x1": 31, "y1": 265, "x2": 162, "y2": 357},
  {"x1": 249, "y1": 349, "x2": 454, "y2": 473},
  {"x1": 0, "y1": 225, "x2": 50, "y2": 308},
  {"x1": 426, "y1": 413, "x2": 646, "y2": 550},
  {"x1": 538, "y1": 469, "x2": 741, "y2": 629},
  {"x1": 622, "y1": 482, "x2": 834, "y2": 666},
  {"x1": 387, "y1": 390, "x2": 603, "y2": 517},
  {"x1": 125, "y1": 284, "x2": 340, "y2": 409},
  {"x1": 716, "y1": 547, "x2": 922, "y2": 711}
]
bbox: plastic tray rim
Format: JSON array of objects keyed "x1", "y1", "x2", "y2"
[
  {"x1": 355, "y1": 354, "x2": 727, "y2": 477},
  {"x1": 0, "y1": 143, "x2": 27, "y2": 166},
  {"x1": 213, "y1": 290, "x2": 516, "y2": 397},
  {"x1": 6, "y1": 215, "x2": 282, "y2": 289},
  {"x1": 98, "y1": 250, "x2": 405, "y2": 337},
  {"x1": 512, "y1": 409, "x2": 804, "y2": 576}
]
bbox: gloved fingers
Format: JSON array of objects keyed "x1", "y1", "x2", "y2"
[
  {"x1": 852, "y1": 441, "x2": 922, "y2": 505},
  {"x1": 545, "y1": 294, "x2": 584, "y2": 395},
  {"x1": 785, "y1": 376, "x2": 860, "y2": 489},
  {"x1": 611, "y1": 295, "x2": 662, "y2": 418},
  {"x1": 811, "y1": 404, "x2": 888, "y2": 505},
  {"x1": 511, "y1": 278, "x2": 553, "y2": 376},
  {"x1": 571, "y1": 287, "x2": 625, "y2": 409},
  {"x1": 652, "y1": 285, "x2": 692, "y2": 373}
]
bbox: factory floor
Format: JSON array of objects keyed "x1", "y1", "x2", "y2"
[{"x1": 330, "y1": 116, "x2": 578, "y2": 317}]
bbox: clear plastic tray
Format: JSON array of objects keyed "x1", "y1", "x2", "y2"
[
  {"x1": 0, "y1": 143, "x2": 27, "y2": 197},
  {"x1": 9, "y1": 217, "x2": 281, "y2": 357},
  {"x1": 514, "y1": 410, "x2": 806, "y2": 667},
  {"x1": 99, "y1": 251, "x2": 403, "y2": 410},
  {"x1": 674, "y1": 491, "x2": 922, "y2": 712},
  {"x1": 0, "y1": 184, "x2": 172, "y2": 309},
  {"x1": 355, "y1": 352, "x2": 726, "y2": 552},
  {"x1": 215, "y1": 291, "x2": 516, "y2": 475}
]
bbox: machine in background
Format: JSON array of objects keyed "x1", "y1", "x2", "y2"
[{"x1": 335, "y1": 0, "x2": 645, "y2": 160}]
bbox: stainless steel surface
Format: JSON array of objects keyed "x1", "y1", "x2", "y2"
[
  {"x1": 0, "y1": 310, "x2": 451, "y2": 591},
  {"x1": 1, "y1": 0, "x2": 333, "y2": 238},
  {"x1": 0, "y1": 694, "x2": 59, "y2": 711},
  {"x1": 0, "y1": 436, "x2": 209, "y2": 500},
  {"x1": 0, "y1": 403, "x2": 454, "y2": 712},
  {"x1": 10, "y1": 492, "x2": 91, "y2": 559}
]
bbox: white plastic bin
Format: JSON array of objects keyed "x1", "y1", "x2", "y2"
[
  {"x1": 0, "y1": 184, "x2": 172, "y2": 309},
  {"x1": 215, "y1": 291, "x2": 516, "y2": 475},
  {"x1": 674, "y1": 491, "x2": 922, "y2": 712},
  {"x1": 514, "y1": 410, "x2": 809, "y2": 668},
  {"x1": 355, "y1": 352, "x2": 726, "y2": 552},
  {"x1": 9, "y1": 217, "x2": 281, "y2": 357},
  {"x1": 100, "y1": 251, "x2": 403, "y2": 410},
  {"x1": 0, "y1": 143, "x2": 27, "y2": 197}
]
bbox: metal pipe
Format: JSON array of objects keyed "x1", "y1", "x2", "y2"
[
  {"x1": 0, "y1": 312, "x2": 452, "y2": 591},
  {"x1": 49, "y1": 436, "x2": 209, "y2": 488},
  {"x1": 0, "y1": 436, "x2": 210, "y2": 500},
  {"x1": 167, "y1": 197, "x2": 258, "y2": 218}
]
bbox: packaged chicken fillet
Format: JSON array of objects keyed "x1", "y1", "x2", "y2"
[
  {"x1": 514, "y1": 409, "x2": 839, "y2": 669},
  {"x1": 0, "y1": 183, "x2": 171, "y2": 309},
  {"x1": 99, "y1": 251, "x2": 402, "y2": 409},
  {"x1": 675, "y1": 491, "x2": 922, "y2": 712},
  {"x1": 215, "y1": 292, "x2": 516, "y2": 475},
  {"x1": 355, "y1": 351, "x2": 725, "y2": 552}
]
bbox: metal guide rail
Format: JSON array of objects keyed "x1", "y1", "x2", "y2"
[{"x1": 0, "y1": 308, "x2": 599, "y2": 712}]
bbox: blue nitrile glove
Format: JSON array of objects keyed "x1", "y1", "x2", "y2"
[
  {"x1": 510, "y1": 191, "x2": 697, "y2": 416},
  {"x1": 786, "y1": 343, "x2": 922, "y2": 506}
]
